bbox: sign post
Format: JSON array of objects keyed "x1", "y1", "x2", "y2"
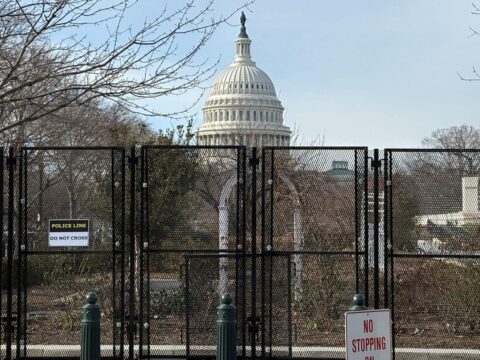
[
  {"x1": 345, "y1": 309, "x2": 392, "y2": 360},
  {"x1": 48, "y1": 219, "x2": 90, "y2": 247}
]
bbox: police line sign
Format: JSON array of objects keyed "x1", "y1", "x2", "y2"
[
  {"x1": 345, "y1": 309, "x2": 392, "y2": 360},
  {"x1": 49, "y1": 219, "x2": 89, "y2": 247}
]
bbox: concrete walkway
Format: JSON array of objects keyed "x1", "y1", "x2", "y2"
[{"x1": 2, "y1": 345, "x2": 480, "y2": 359}]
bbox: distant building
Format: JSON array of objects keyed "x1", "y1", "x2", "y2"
[
  {"x1": 416, "y1": 177, "x2": 480, "y2": 226},
  {"x1": 196, "y1": 13, "x2": 291, "y2": 147},
  {"x1": 323, "y1": 161, "x2": 355, "y2": 182}
]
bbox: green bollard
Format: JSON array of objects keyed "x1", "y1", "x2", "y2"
[
  {"x1": 349, "y1": 293, "x2": 368, "y2": 311},
  {"x1": 217, "y1": 293, "x2": 236, "y2": 360},
  {"x1": 80, "y1": 293, "x2": 101, "y2": 360}
]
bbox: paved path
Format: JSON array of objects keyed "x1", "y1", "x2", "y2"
[{"x1": 2, "y1": 345, "x2": 480, "y2": 359}]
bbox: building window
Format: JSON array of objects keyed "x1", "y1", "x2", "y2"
[
  {"x1": 246, "y1": 111, "x2": 250, "y2": 121},
  {"x1": 226, "y1": 111, "x2": 229, "y2": 121},
  {"x1": 253, "y1": 111, "x2": 256, "y2": 121},
  {"x1": 239, "y1": 111, "x2": 243, "y2": 121}
]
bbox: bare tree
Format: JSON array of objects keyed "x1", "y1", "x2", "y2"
[
  {"x1": 458, "y1": 2, "x2": 480, "y2": 81},
  {"x1": 397, "y1": 125, "x2": 480, "y2": 224},
  {"x1": 0, "y1": 0, "x2": 252, "y2": 134},
  {"x1": 422, "y1": 125, "x2": 480, "y2": 149},
  {"x1": 411, "y1": 125, "x2": 480, "y2": 184}
]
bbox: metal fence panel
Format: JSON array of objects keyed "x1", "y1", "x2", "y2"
[
  {"x1": 139, "y1": 146, "x2": 246, "y2": 359},
  {"x1": 385, "y1": 149, "x2": 480, "y2": 359},
  {"x1": 15, "y1": 147, "x2": 125, "y2": 359},
  {"x1": 261, "y1": 147, "x2": 369, "y2": 359}
]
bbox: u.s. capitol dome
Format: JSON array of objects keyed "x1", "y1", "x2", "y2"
[{"x1": 196, "y1": 13, "x2": 291, "y2": 147}]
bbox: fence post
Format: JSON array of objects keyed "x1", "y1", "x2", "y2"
[
  {"x1": 80, "y1": 293, "x2": 101, "y2": 360},
  {"x1": 350, "y1": 293, "x2": 368, "y2": 311},
  {"x1": 217, "y1": 293, "x2": 236, "y2": 360}
]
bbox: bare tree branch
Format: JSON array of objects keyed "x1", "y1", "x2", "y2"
[{"x1": 0, "y1": 0, "x2": 254, "y2": 134}]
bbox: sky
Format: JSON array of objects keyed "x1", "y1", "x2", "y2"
[{"x1": 138, "y1": 1, "x2": 480, "y2": 149}]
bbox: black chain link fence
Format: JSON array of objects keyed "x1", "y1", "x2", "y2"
[
  {"x1": 139, "y1": 146, "x2": 245, "y2": 359},
  {"x1": 0, "y1": 145, "x2": 478, "y2": 360},
  {"x1": 385, "y1": 149, "x2": 480, "y2": 359},
  {"x1": 261, "y1": 147, "x2": 368, "y2": 357},
  {"x1": 13, "y1": 147, "x2": 125, "y2": 358}
]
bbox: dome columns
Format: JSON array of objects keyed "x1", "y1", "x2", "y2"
[
  {"x1": 235, "y1": 38, "x2": 252, "y2": 63},
  {"x1": 197, "y1": 132, "x2": 290, "y2": 147}
]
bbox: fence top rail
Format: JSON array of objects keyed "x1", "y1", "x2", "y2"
[
  {"x1": 142, "y1": 145, "x2": 246, "y2": 150},
  {"x1": 20, "y1": 146, "x2": 125, "y2": 151},
  {"x1": 142, "y1": 145, "x2": 369, "y2": 151},
  {"x1": 185, "y1": 253, "x2": 242, "y2": 259},
  {"x1": 263, "y1": 146, "x2": 368, "y2": 151},
  {"x1": 385, "y1": 148, "x2": 480, "y2": 153},
  {"x1": 391, "y1": 252, "x2": 480, "y2": 259}
]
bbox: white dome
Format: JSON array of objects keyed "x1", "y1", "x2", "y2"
[
  {"x1": 197, "y1": 13, "x2": 291, "y2": 148},
  {"x1": 210, "y1": 65, "x2": 277, "y2": 97}
]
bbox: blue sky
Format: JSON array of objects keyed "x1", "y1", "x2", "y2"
[{"x1": 140, "y1": 1, "x2": 480, "y2": 148}]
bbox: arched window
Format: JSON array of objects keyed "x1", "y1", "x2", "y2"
[
  {"x1": 260, "y1": 112, "x2": 263, "y2": 121},
  {"x1": 246, "y1": 111, "x2": 250, "y2": 121},
  {"x1": 214, "y1": 112, "x2": 217, "y2": 121},
  {"x1": 226, "y1": 111, "x2": 229, "y2": 121},
  {"x1": 253, "y1": 111, "x2": 257, "y2": 121},
  {"x1": 220, "y1": 111, "x2": 223, "y2": 121},
  {"x1": 239, "y1": 111, "x2": 243, "y2": 121},
  {"x1": 232, "y1": 111, "x2": 236, "y2": 121}
]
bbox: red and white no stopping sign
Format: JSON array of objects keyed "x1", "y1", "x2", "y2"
[{"x1": 345, "y1": 309, "x2": 392, "y2": 360}]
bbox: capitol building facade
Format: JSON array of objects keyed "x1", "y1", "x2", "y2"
[{"x1": 196, "y1": 13, "x2": 291, "y2": 147}]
